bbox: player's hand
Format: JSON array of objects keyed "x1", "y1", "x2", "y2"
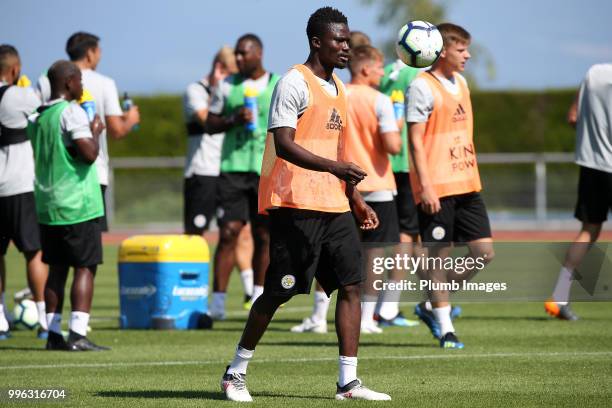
[
  {"x1": 236, "y1": 107, "x2": 253, "y2": 125},
  {"x1": 90, "y1": 114, "x2": 105, "y2": 138},
  {"x1": 353, "y1": 201, "x2": 379, "y2": 230},
  {"x1": 420, "y1": 186, "x2": 441, "y2": 215},
  {"x1": 330, "y1": 161, "x2": 367, "y2": 185},
  {"x1": 125, "y1": 106, "x2": 140, "y2": 127}
]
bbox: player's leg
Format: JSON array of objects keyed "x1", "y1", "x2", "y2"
[
  {"x1": 0, "y1": 254, "x2": 9, "y2": 338},
  {"x1": 235, "y1": 223, "x2": 254, "y2": 308},
  {"x1": 249, "y1": 173, "x2": 269, "y2": 303},
  {"x1": 322, "y1": 212, "x2": 391, "y2": 400},
  {"x1": 24, "y1": 250, "x2": 49, "y2": 333},
  {"x1": 222, "y1": 208, "x2": 314, "y2": 402},
  {"x1": 290, "y1": 282, "x2": 330, "y2": 333},
  {"x1": 211, "y1": 173, "x2": 249, "y2": 320},
  {"x1": 45, "y1": 264, "x2": 70, "y2": 350},
  {"x1": 547, "y1": 166, "x2": 610, "y2": 320}
]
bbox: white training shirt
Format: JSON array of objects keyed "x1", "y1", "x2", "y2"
[
  {"x1": 0, "y1": 82, "x2": 40, "y2": 197},
  {"x1": 29, "y1": 99, "x2": 93, "y2": 147},
  {"x1": 406, "y1": 72, "x2": 468, "y2": 123},
  {"x1": 183, "y1": 79, "x2": 225, "y2": 177},
  {"x1": 267, "y1": 68, "x2": 339, "y2": 130},
  {"x1": 575, "y1": 63, "x2": 612, "y2": 173},
  {"x1": 37, "y1": 69, "x2": 123, "y2": 185}
]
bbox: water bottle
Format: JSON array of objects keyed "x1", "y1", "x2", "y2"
[
  {"x1": 391, "y1": 90, "x2": 405, "y2": 121},
  {"x1": 243, "y1": 87, "x2": 258, "y2": 131},
  {"x1": 79, "y1": 89, "x2": 96, "y2": 122},
  {"x1": 122, "y1": 92, "x2": 139, "y2": 131}
]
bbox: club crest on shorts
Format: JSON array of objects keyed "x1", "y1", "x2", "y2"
[
  {"x1": 193, "y1": 214, "x2": 206, "y2": 228},
  {"x1": 216, "y1": 207, "x2": 225, "y2": 219},
  {"x1": 432, "y1": 226, "x2": 446, "y2": 240},
  {"x1": 281, "y1": 274, "x2": 296, "y2": 289}
]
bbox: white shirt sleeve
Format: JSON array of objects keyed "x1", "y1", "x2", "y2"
[
  {"x1": 102, "y1": 77, "x2": 123, "y2": 117},
  {"x1": 35, "y1": 74, "x2": 51, "y2": 104},
  {"x1": 61, "y1": 103, "x2": 93, "y2": 142},
  {"x1": 406, "y1": 77, "x2": 434, "y2": 123},
  {"x1": 208, "y1": 79, "x2": 231, "y2": 115},
  {"x1": 184, "y1": 82, "x2": 209, "y2": 121},
  {"x1": 267, "y1": 69, "x2": 309, "y2": 130},
  {"x1": 375, "y1": 93, "x2": 399, "y2": 133}
]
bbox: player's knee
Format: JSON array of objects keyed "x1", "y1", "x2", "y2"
[
  {"x1": 219, "y1": 223, "x2": 242, "y2": 245},
  {"x1": 339, "y1": 283, "x2": 360, "y2": 300}
]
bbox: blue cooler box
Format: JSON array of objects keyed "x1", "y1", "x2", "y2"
[{"x1": 118, "y1": 235, "x2": 209, "y2": 329}]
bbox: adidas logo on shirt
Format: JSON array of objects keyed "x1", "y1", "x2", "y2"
[
  {"x1": 452, "y1": 103, "x2": 467, "y2": 122},
  {"x1": 326, "y1": 108, "x2": 343, "y2": 130}
]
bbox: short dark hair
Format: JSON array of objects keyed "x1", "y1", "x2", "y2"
[
  {"x1": 47, "y1": 60, "x2": 80, "y2": 87},
  {"x1": 66, "y1": 32, "x2": 100, "y2": 61},
  {"x1": 437, "y1": 23, "x2": 471, "y2": 47},
  {"x1": 348, "y1": 45, "x2": 383, "y2": 75},
  {"x1": 236, "y1": 33, "x2": 263, "y2": 50},
  {"x1": 306, "y1": 7, "x2": 348, "y2": 41},
  {"x1": 0, "y1": 44, "x2": 19, "y2": 72}
]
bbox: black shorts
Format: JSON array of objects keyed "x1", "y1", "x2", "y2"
[
  {"x1": 361, "y1": 200, "x2": 400, "y2": 244},
  {"x1": 0, "y1": 192, "x2": 41, "y2": 255},
  {"x1": 184, "y1": 175, "x2": 218, "y2": 234},
  {"x1": 40, "y1": 219, "x2": 103, "y2": 267},
  {"x1": 418, "y1": 192, "x2": 492, "y2": 245},
  {"x1": 265, "y1": 208, "x2": 363, "y2": 297},
  {"x1": 217, "y1": 172, "x2": 267, "y2": 227},
  {"x1": 394, "y1": 172, "x2": 419, "y2": 235},
  {"x1": 97, "y1": 185, "x2": 108, "y2": 232},
  {"x1": 574, "y1": 166, "x2": 612, "y2": 224}
]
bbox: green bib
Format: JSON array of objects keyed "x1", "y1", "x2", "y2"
[
  {"x1": 221, "y1": 73, "x2": 280, "y2": 174},
  {"x1": 27, "y1": 101, "x2": 104, "y2": 225},
  {"x1": 380, "y1": 62, "x2": 419, "y2": 173}
]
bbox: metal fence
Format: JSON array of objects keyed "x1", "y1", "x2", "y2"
[{"x1": 107, "y1": 153, "x2": 578, "y2": 230}]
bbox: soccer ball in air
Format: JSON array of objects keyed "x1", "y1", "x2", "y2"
[
  {"x1": 396, "y1": 21, "x2": 443, "y2": 68},
  {"x1": 12, "y1": 299, "x2": 39, "y2": 330}
]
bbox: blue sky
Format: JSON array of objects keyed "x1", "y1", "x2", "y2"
[{"x1": 3, "y1": 0, "x2": 611, "y2": 94}]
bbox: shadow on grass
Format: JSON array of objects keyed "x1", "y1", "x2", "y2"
[
  {"x1": 0, "y1": 345, "x2": 47, "y2": 351},
  {"x1": 261, "y1": 340, "x2": 435, "y2": 348},
  {"x1": 458, "y1": 316, "x2": 551, "y2": 322},
  {"x1": 95, "y1": 390, "x2": 330, "y2": 400}
]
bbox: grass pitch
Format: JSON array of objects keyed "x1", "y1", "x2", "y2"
[{"x1": 1, "y1": 244, "x2": 611, "y2": 407}]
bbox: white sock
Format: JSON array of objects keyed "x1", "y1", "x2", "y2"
[
  {"x1": 36, "y1": 301, "x2": 48, "y2": 330},
  {"x1": 338, "y1": 356, "x2": 358, "y2": 387},
  {"x1": 361, "y1": 296, "x2": 377, "y2": 325},
  {"x1": 47, "y1": 313, "x2": 62, "y2": 334},
  {"x1": 0, "y1": 304, "x2": 8, "y2": 331},
  {"x1": 251, "y1": 285, "x2": 264, "y2": 302},
  {"x1": 424, "y1": 301, "x2": 432, "y2": 311},
  {"x1": 227, "y1": 345, "x2": 254, "y2": 375},
  {"x1": 311, "y1": 291, "x2": 331, "y2": 323},
  {"x1": 240, "y1": 269, "x2": 254, "y2": 297},
  {"x1": 433, "y1": 305, "x2": 455, "y2": 336},
  {"x1": 378, "y1": 280, "x2": 401, "y2": 320},
  {"x1": 552, "y1": 266, "x2": 573, "y2": 305},
  {"x1": 70, "y1": 311, "x2": 90, "y2": 336},
  {"x1": 210, "y1": 292, "x2": 226, "y2": 316},
  {"x1": 0, "y1": 293, "x2": 11, "y2": 323}
]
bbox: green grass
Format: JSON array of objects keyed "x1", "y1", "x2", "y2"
[{"x1": 1, "y1": 244, "x2": 611, "y2": 407}]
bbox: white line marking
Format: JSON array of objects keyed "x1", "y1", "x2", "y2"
[{"x1": 2, "y1": 351, "x2": 611, "y2": 371}]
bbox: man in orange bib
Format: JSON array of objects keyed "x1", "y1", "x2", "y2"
[
  {"x1": 220, "y1": 7, "x2": 391, "y2": 402},
  {"x1": 407, "y1": 23, "x2": 494, "y2": 349}
]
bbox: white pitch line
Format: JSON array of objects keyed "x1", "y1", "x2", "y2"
[{"x1": 2, "y1": 351, "x2": 611, "y2": 371}]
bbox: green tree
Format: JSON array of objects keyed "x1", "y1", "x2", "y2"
[{"x1": 361, "y1": 0, "x2": 495, "y2": 86}]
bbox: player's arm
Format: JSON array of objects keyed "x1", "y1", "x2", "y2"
[
  {"x1": 272, "y1": 126, "x2": 366, "y2": 185},
  {"x1": 376, "y1": 94, "x2": 401, "y2": 154},
  {"x1": 381, "y1": 131, "x2": 401, "y2": 155},
  {"x1": 106, "y1": 109, "x2": 139, "y2": 140},
  {"x1": 346, "y1": 184, "x2": 379, "y2": 230},
  {"x1": 74, "y1": 115, "x2": 104, "y2": 164},
  {"x1": 408, "y1": 121, "x2": 440, "y2": 214},
  {"x1": 206, "y1": 108, "x2": 252, "y2": 134},
  {"x1": 567, "y1": 89, "x2": 580, "y2": 128}
]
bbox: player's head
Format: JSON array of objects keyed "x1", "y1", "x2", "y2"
[
  {"x1": 213, "y1": 46, "x2": 238, "y2": 77},
  {"x1": 66, "y1": 32, "x2": 101, "y2": 69},
  {"x1": 348, "y1": 45, "x2": 384, "y2": 87},
  {"x1": 48, "y1": 60, "x2": 83, "y2": 101},
  {"x1": 0, "y1": 44, "x2": 21, "y2": 85},
  {"x1": 235, "y1": 34, "x2": 263, "y2": 77},
  {"x1": 436, "y1": 23, "x2": 471, "y2": 72},
  {"x1": 306, "y1": 7, "x2": 350, "y2": 69},
  {"x1": 349, "y1": 31, "x2": 371, "y2": 49}
]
